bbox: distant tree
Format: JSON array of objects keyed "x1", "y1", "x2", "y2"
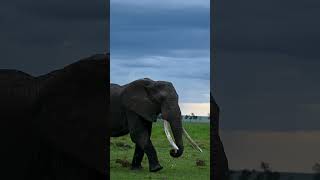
[
  {"x1": 260, "y1": 161, "x2": 271, "y2": 172},
  {"x1": 190, "y1": 113, "x2": 197, "y2": 119}
]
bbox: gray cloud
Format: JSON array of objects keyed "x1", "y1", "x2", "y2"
[{"x1": 111, "y1": 53, "x2": 210, "y2": 103}]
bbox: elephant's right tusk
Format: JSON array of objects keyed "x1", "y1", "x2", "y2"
[{"x1": 163, "y1": 120, "x2": 179, "y2": 151}]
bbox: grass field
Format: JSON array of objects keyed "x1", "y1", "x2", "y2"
[{"x1": 110, "y1": 122, "x2": 210, "y2": 180}]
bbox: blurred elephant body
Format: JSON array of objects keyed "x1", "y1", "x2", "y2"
[
  {"x1": 1, "y1": 70, "x2": 38, "y2": 179},
  {"x1": 211, "y1": 94, "x2": 229, "y2": 180},
  {"x1": 0, "y1": 54, "x2": 108, "y2": 179},
  {"x1": 110, "y1": 78, "x2": 185, "y2": 172}
]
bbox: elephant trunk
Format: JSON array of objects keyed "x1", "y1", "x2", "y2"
[
  {"x1": 168, "y1": 116, "x2": 184, "y2": 158},
  {"x1": 162, "y1": 104, "x2": 184, "y2": 158}
]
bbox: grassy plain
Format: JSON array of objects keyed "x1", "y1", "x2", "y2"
[{"x1": 110, "y1": 122, "x2": 210, "y2": 180}]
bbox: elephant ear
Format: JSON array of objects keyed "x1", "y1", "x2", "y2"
[{"x1": 121, "y1": 79, "x2": 160, "y2": 122}]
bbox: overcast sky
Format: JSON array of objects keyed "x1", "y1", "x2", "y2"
[
  {"x1": 110, "y1": 0, "x2": 210, "y2": 115},
  {"x1": 0, "y1": 0, "x2": 106, "y2": 76}
]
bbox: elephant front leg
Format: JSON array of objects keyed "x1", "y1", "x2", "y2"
[
  {"x1": 143, "y1": 139, "x2": 163, "y2": 172},
  {"x1": 131, "y1": 145, "x2": 144, "y2": 170},
  {"x1": 130, "y1": 133, "x2": 163, "y2": 172},
  {"x1": 127, "y1": 111, "x2": 163, "y2": 172},
  {"x1": 129, "y1": 127, "x2": 162, "y2": 171}
]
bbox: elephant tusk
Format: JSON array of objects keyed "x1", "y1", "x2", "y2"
[
  {"x1": 183, "y1": 128, "x2": 203, "y2": 153},
  {"x1": 163, "y1": 120, "x2": 179, "y2": 151}
]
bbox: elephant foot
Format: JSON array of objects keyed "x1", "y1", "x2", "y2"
[
  {"x1": 149, "y1": 164, "x2": 163, "y2": 172},
  {"x1": 130, "y1": 165, "x2": 143, "y2": 170}
]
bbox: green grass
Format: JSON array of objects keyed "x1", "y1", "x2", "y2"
[{"x1": 110, "y1": 122, "x2": 210, "y2": 180}]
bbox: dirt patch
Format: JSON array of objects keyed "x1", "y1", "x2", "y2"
[
  {"x1": 196, "y1": 159, "x2": 206, "y2": 166},
  {"x1": 115, "y1": 159, "x2": 131, "y2": 168},
  {"x1": 115, "y1": 142, "x2": 132, "y2": 149}
]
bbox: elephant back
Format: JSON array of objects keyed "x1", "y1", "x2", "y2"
[{"x1": 0, "y1": 69, "x2": 33, "y2": 86}]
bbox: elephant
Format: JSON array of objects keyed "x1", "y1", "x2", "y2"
[
  {"x1": 110, "y1": 78, "x2": 202, "y2": 172},
  {"x1": 211, "y1": 93, "x2": 230, "y2": 180},
  {"x1": 0, "y1": 54, "x2": 109, "y2": 179}
]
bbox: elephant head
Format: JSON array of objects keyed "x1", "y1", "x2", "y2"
[{"x1": 121, "y1": 78, "x2": 201, "y2": 158}]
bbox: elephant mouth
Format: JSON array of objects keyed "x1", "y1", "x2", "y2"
[{"x1": 163, "y1": 120, "x2": 203, "y2": 153}]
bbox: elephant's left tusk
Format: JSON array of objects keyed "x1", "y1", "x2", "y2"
[
  {"x1": 163, "y1": 120, "x2": 179, "y2": 151},
  {"x1": 183, "y1": 128, "x2": 203, "y2": 153}
]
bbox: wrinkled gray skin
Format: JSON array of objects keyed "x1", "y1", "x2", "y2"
[
  {"x1": 110, "y1": 78, "x2": 184, "y2": 172},
  {"x1": 1, "y1": 54, "x2": 108, "y2": 179}
]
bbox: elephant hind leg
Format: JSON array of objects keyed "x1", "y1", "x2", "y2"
[{"x1": 131, "y1": 145, "x2": 144, "y2": 170}]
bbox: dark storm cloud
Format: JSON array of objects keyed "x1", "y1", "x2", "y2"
[
  {"x1": 110, "y1": 6, "x2": 209, "y2": 55},
  {"x1": 111, "y1": 4, "x2": 209, "y2": 29},
  {"x1": 0, "y1": 0, "x2": 107, "y2": 76},
  {"x1": 17, "y1": 0, "x2": 106, "y2": 21},
  {"x1": 215, "y1": 0, "x2": 320, "y2": 59},
  {"x1": 212, "y1": 0, "x2": 320, "y2": 131}
]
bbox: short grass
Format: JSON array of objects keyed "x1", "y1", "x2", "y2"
[{"x1": 110, "y1": 122, "x2": 210, "y2": 180}]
